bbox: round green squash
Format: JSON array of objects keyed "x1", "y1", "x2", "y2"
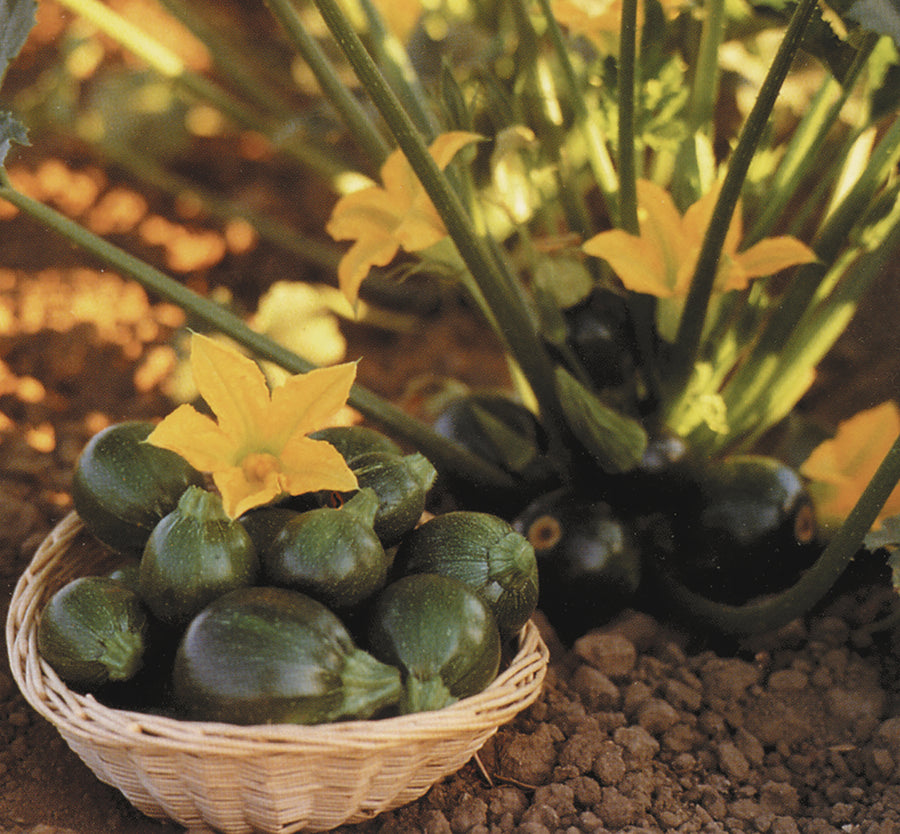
[
  {"x1": 367, "y1": 573, "x2": 501, "y2": 713},
  {"x1": 172, "y1": 586, "x2": 402, "y2": 724},
  {"x1": 350, "y1": 451, "x2": 437, "y2": 546},
  {"x1": 262, "y1": 489, "x2": 389, "y2": 610},
  {"x1": 72, "y1": 421, "x2": 204, "y2": 556},
  {"x1": 139, "y1": 486, "x2": 258, "y2": 627},
  {"x1": 394, "y1": 511, "x2": 539, "y2": 635},
  {"x1": 37, "y1": 576, "x2": 149, "y2": 689}
]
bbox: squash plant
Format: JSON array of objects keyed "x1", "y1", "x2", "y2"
[{"x1": 2, "y1": 0, "x2": 900, "y2": 641}]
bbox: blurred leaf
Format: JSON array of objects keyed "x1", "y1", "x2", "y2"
[
  {"x1": 864, "y1": 513, "x2": 900, "y2": 551},
  {"x1": 845, "y1": 0, "x2": 900, "y2": 48},
  {"x1": 555, "y1": 366, "x2": 647, "y2": 473},
  {"x1": 0, "y1": 0, "x2": 37, "y2": 87},
  {"x1": 0, "y1": 110, "x2": 28, "y2": 167},
  {"x1": 533, "y1": 255, "x2": 594, "y2": 310},
  {"x1": 468, "y1": 402, "x2": 542, "y2": 474}
]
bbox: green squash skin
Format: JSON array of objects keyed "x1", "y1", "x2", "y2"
[
  {"x1": 139, "y1": 487, "x2": 259, "y2": 627},
  {"x1": 172, "y1": 586, "x2": 402, "y2": 725},
  {"x1": 37, "y1": 576, "x2": 149, "y2": 689},
  {"x1": 350, "y1": 451, "x2": 437, "y2": 546},
  {"x1": 310, "y1": 425, "x2": 402, "y2": 461},
  {"x1": 72, "y1": 421, "x2": 204, "y2": 556},
  {"x1": 262, "y1": 489, "x2": 389, "y2": 610},
  {"x1": 239, "y1": 507, "x2": 302, "y2": 555},
  {"x1": 394, "y1": 511, "x2": 539, "y2": 636},
  {"x1": 367, "y1": 574, "x2": 501, "y2": 713}
]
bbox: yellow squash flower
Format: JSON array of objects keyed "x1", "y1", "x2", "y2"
[
  {"x1": 148, "y1": 332, "x2": 359, "y2": 518},
  {"x1": 326, "y1": 131, "x2": 482, "y2": 305},
  {"x1": 801, "y1": 401, "x2": 900, "y2": 530},
  {"x1": 583, "y1": 179, "x2": 817, "y2": 298}
]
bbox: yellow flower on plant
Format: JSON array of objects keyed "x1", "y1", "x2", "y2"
[
  {"x1": 582, "y1": 179, "x2": 817, "y2": 298},
  {"x1": 147, "y1": 332, "x2": 359, "y2": 518},
  {"x1": 801, "y1": 401, "x2": 900, "y2": 531},
  {"x1": 326, "y1": 131, "x2": 482, "y2": 305}
]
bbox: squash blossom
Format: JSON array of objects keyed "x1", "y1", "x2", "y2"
[
  {"x1": 582, "y1": 179, "x2": 817, "y2": 298},
  {"x1": 147, "y1": 333, "x2": 358, "y2": 518},
  {"x1": 326, "y1": 131, "x2": 482, "y2": 305},
  {"x1": 801, "y1": 401, "x2": 900, "y2": 530}
]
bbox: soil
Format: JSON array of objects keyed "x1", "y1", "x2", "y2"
[{"x1": 3, "y1": 3, "x2": 900, "y2": 833}]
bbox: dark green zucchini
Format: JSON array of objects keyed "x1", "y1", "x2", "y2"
[
  {"x1": 309, "y1": 425, "x2": 402, "y2": 460},
  {"x1": 350, "y1": 451, "x2": 437, "y2": 545},
  {"x1": 261, "y1": 488, "x2": 389, "y2": 610},
  {"x1": 72, "y1": 421, "x2": 204, "y2": 555},
  {"x1": 37, "y1": 576, "x2": 149, "y2": 689},
  {"x1": 172, "y1": 586, "x2": 402, "y2": 724},
  {"x1": 367, "y1": 574, "x2": 501, "y2": 713},
  {"x1": 239, "y1": 506, "x2": 302, "y2": 555},
  {"x1": 139, "y1": 486, "x2": 258, "y2": 626},
  {"x1": 394, "y1": 511, "x2": 538, "y2": 635}
]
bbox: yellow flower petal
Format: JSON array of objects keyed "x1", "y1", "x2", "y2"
[
  {"x1": 636, "y1": 180, "x2": 691, "y2": 292},
  {"x1": 583, "y1": 228, "x2": 674, "y2": 296},
  {"x1": 213, "y1": 459, "x2": 285, "y2": 519},
  {"x1": 734, "y1": 236, "x2": 817, "y2": 281},
  {"x1": 801, "y1": 401, "x2": 900, "y2": 528},
  {"x1": 336, "y1": 234, "x2": 400, "y2": 305},
  {"x1": 268, "y1": 361, "x2": 358, "y2": 447},
  {"x1": 147, "y1": 403, "x2": 236, "y2": 470},
  {"x1": 189, "y1": 332, "x2": 271, "y2": 446},
  {"x1": 325, "y1": 186, "x2": 404, "y2": 242},
  {"x1": 427, "y1": 131, "x2": 483, "y2": 170},
  {"x1": 279, "y1": 434, "x2": 360, "y2": 496}
]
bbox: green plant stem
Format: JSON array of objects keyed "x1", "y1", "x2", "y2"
[
  {"x1": 686, "y1": 0, "x2": 726, "y2": 135},
  {"x1": 0, "y1": 174, "x2": 518, "y2": 492},
  {"x1": 745, "y1": 34, "x2": 879, "y2": 245},
  {"x1": 53, "y1": 0, "x2": 357, "y2": 187},
  {"x1": 357, "y1": 0, "x2": 437, "y2": 141},
  {"x1": 667, "y1": 0, "x2": 819, "y2": 391},
  {"x1": 657, "y1": 432, "x2": 900, "y2": 635},
  {"x1": 310, "y1": 0, "x2": 569, "y2": 453},
  {"x1": 263, "y1": 0, "x2": 392, "y2": 168},
  {"x1": 711, "y1": 115, "x2": 900, "y2": 446},
  {"x1": 533, "y1": 0, "x2": 619, "y2": 222},
  {"x1": 617, "y1": 0, "x2": 640, "y2": 236}
]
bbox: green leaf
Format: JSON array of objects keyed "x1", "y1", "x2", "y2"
[
  {"x1": 0, "y1": 110, "x2": 28, "y2": 167},
  {"x1": 554, "y1": 367, "x2": 647, "y2": 473},
  {"x1": 0, "y1": 0, "x2": 37, "y2": 87}
]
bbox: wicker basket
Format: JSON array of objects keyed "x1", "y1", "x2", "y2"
[{"x1": 6, "y1": 512, "x2": 549, "y2": 834}]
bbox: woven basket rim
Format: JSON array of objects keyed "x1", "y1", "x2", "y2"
[{"x1": 7, "y1": 512, "x2": 549, "y2": 757}]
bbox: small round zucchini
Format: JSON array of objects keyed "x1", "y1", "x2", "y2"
[
  {"x1": 37, "y1": 576, "x2": 149, "y2": 689},
  {"x1": 514, "y1": 488, "x2": 642, "y2": 644},
  {"x1": 139, "y1": 486, "x2": 258, "y2": 626},
  {"x1": 309, "y1": 425, "x2": 402, "y2": 461},
  {"x1": 172, "y1": 586, "x2": 402, "y2": 724},
  {"x1": 394, "y1": 511, "x2": 538, "y2": 635},
  {"x1": 368, "y1": 573, "x2": 501, "y2": 713},
  {"x1": 72, "y1": 421, "x2": 204, "y2": 556},
  {"x1": 261, "y1": 488, "x2": 390, "y2": 610},
  {"x1": 666, "y1": 454, "x2": 819, "y2": 604},
  {"x1": 351, "y1": 451, "x2": 437, "y2": 546}
]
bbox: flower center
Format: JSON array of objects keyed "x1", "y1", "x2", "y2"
[{"x1": 241, "y1": 452, "x2": 282, "y2": 486}]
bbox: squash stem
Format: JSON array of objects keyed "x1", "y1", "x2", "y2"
[{"x1": 336, "y1": 649, "x2": 403, "y2": 720}]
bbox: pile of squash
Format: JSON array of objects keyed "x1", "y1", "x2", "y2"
[{"x1": 38, "y1": 422, "x2": 539, "y2": 724}]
